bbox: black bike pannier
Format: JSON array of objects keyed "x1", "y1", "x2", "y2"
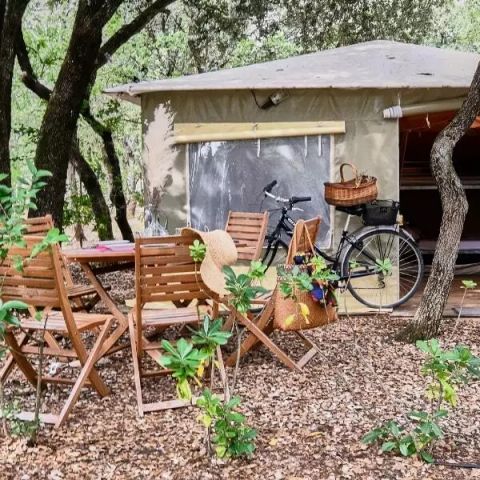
[{"x1": 362, "y1": 200, "x2": 399, "y2": 226}]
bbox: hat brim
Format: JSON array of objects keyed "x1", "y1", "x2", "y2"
[{"x1": 181, "y1": 228, "x2": 238, "y2": 296}]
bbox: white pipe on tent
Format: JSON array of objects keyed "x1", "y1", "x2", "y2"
[{"x1": 383, "y1": 97, "x2": 466, "y2": 119}]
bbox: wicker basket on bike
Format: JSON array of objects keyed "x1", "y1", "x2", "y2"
[
  {"x1": 275, "y1": 218, "x2": 338, "y2": 332},
  {"x1": 324, "y1": 162, "x2": 377, "y2": 207}
]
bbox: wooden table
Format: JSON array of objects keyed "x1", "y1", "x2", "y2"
[{"x1": 63, "y1": 246, "x2": 135, "y2": 356}]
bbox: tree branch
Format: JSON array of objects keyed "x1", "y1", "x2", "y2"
[
  {"x1": 96, "y1": 0, "x2": 174, "y2": 69},
  {"x1": 16, "y1": 30, "x2": 51, "y2": 101}
]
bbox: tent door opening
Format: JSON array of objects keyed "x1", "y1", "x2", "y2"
[{"x1": 399, "y1": 111, "x2": 480, "y2": 270}]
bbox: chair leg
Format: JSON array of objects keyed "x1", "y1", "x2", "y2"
[
  {"x1": 232, "y1": 310, "x2": 301, "y2": 372},
  {"x1": 295, "y1": 332, "x2": 320, "y2": 369},
  {"x1": 225, "y1": 301, "x2": 273, "y2": 367},
  {"x1": 55, "y1": 318, "x2": 113, "y2": 428},
  {"x1": 0, "y1": 332, "x2": 28, "y2": 383},
  {"x1": 3, "y1": 331, "x2": 38, "y2": 388},
  {"x1": 128, "y1": 314, "x2": 144, "y2": 417}
]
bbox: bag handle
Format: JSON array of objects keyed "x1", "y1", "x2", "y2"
[
  {"x1": 286, "y1": 219, "x2": 318, "y2": 262},
  {"x1": 340, "y1": 162, "x2": 361, "y2": 187}
]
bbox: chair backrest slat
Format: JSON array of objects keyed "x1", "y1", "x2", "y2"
[
  {"x1": 1, "y1": 236, "x2": 63, "y2": 309},
  {"x1": 225, "y1": 211, "x2": 268, "y2": 261},
  {"x1": 23, "y1": 215, "x2": 76, "y2": 287},
  {"x1": 136, "y1": 235, "x2": 209, "y2": 306}
]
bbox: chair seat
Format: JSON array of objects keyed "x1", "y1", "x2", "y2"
[
  {"x1": 67, "y1": 284, "x2": 98, "y2": 298},
  {"x1": 66, "y1": 284, "x2": 111, "y2": 298},
  {"x1": 20, "y1": 311, "x2": 112, "y2": 332},
  {"x1": 133, "y1": 307, "x2": 202, "y2": 329}
]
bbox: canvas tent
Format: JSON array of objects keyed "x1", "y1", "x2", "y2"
[{"x1": 106, "y1": 40, "x2": 480, "y2": 254}]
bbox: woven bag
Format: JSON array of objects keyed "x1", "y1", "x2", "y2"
[
  {"x1": 324, "y1": 163, "x2": 378, "y2": 207},
  {"x1": 274, "y1": 284, "x2": 338, "y2": 331},
  {"x1": 274, "y1": 224, "x2": 338, "y2": 331}
]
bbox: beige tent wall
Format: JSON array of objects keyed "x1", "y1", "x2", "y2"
[{"x1": 140, "y1": 87, "x2": 467, "y2": 248}]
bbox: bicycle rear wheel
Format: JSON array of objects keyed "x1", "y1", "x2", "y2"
[{"x1": 341, "y1": 227, "x2": 424, "y2": 309}]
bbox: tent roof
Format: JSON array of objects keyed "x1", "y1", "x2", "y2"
[{"x1": 105, "y1": 40, "x2": 479, "y2": 101}]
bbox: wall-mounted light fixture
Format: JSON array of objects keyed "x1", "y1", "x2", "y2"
[{"x1": 260, "y1": 91, "x2": 289, "y2": 110}]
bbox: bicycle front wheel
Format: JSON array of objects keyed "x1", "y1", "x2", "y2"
[{"x1": 341, "y1": 228, "x2": 424, "y2": 309}]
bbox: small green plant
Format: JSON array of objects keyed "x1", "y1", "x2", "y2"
[
  {"x1": 197, "y1": 388, "x2": 256, "y2": 459},
  {"x1": 0, "y1": 400, "x2": 38, "y2": 438},
  {"x1": 277, "y1": 254, "x2": 338, "y2": 328},
  {"x1": 158, "y1": 337, "x2": 208, "y2": 400},
  {"x1": 222, "y1": 264, "x2": 268, "y2": 313},
  {"x1": 461, "y1": 279, "x2": 477, "y2": 290},
  {"x1": 278, "y1": 265, "x2": 313, "y2": 300},
  {"x1": 0, "y1": 164, "x2": 70, "y2": 443},
  {"x1": 189, "y1": 239, "x2": 207, "y2": 263},
  {"x1": 0, "y1": 300, "x2": 29, "y2": 359},
  {"x1": 0, "y1": 161, "x2": 51, "y2": 259},
  {"x1": 159, "y1": 316, "x2": 233, "y2": 400},
  {"x1": 190, "y1": 315, "x2": 232, "y2": 358},
  {"x1": 362, "y1": 339, "x2": 480, "y2": 463}
]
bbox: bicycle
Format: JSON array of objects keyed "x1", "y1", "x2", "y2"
[{"x1": 261, "y1": 180, "x2": 424, "y2": 309}]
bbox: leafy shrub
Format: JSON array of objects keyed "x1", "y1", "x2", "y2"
[
  {"x1": 362, "y1": 339, "x2": 480, "y2": 463},
  {"x1": 197, "y1": 388, "x2": 256, "y2": 459}
]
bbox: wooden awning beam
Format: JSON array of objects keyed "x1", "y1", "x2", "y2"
[{"x1": 173, "y1": 121, "x2": 346, "y2": 144}]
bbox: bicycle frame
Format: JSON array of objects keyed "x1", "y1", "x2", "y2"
[{"x1": 264, "y1": 207, "x2": 392, "y2": 282}]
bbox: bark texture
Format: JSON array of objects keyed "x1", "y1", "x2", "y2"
[
  {"x1": 0, "y1": 0, "x2": 30, "y2": 182},
  {"x1": 32, "y1": 3, "x2": 107, "y2": 226},
  {"x1": 81, "y1": 108, "x2": 134, "y2": 241},
  {"x1": 397, "y1": 63, "x2": 480, "y2": 342},
  {"x1": 29, "y1": 0, "x2": 172, "y2": 231},
  {"x1": 17, "y1": 31, "x2": 114, "y2": 238}
]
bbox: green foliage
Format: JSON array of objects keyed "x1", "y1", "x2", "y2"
[
  {"x1": 278, "y1": 266, "x2": 313, "y2": 300},
  {"x1": 158, "y1": 337, "x2": 208, "y2": 400},
  {"x1": 247, "y1": 260, "x2": 267, "y2": 282},
  {"x1": 63, "y1": 194, "x2": 96, "y2": 228},
  {"x1": 0, "y1": 400, "x2": 38, "y2": 438},
  {"x1": 461, "y1": 279, "x2": 477, "y2": 290},
  {"x1": 363, "y1": 340, "x2": 480, "y2": 462},
  {"x1": 197, "y1": 388, "x2": 256, "y2": 459},
  {"x1": 190, "y1": 315, "x2": 232, "y2": 358},
  {"x1": 278, "y1": 254, "x2": 339, "y2": 301},
  {"x1": 159, "y1": 315, "x2": 231, "y2": 400},
  {"x1": 417, "y1": 339, "x2": 480, "y2": 407},
  {"x1": 222, "y1": 263, "x2": 268, "y2": 313},
  {"x1": 0, "y1": 162, "x2": 51, "y2": 259},
  {"x1": 189, "y1": 239, "x2": 207, "y2": 263},
  {"x1": 375, "y1": 258, "x2": 393, "y2": 276},
  {"x1": 0, "y1": 300, "x2": 29, "y2": 360}
]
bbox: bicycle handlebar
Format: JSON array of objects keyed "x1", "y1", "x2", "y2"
[
  {"x1": 263, "y1": 185, "x2": 311, "y2": 206},
  {"x1": 263, "y1": 180, "x2": 277, "y2": 193},
  {"x1": 291, "y1": 196, "x2": 311, "y2": 204}
]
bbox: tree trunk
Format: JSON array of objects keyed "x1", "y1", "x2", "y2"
[
  {"x1": 32, "y1": 1, "x2": 120, "y2": 227},
  {"x1": 397, "y1": 63, "x2": 480, "y2": 342},
  {"x1": 81, "y1": 108, "x2": 134, "y2": 241},
  {"x1": 0, "y1": 0, "x2": 29, "y2": 183},
  {"x1": 103, "y1": 130, "x2": 134, "y2": 241},
  {"x1": 71, "y1": 143, "x2": 114, "y2": 240}
]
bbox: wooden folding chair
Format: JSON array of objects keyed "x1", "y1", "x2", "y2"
[
  {"x1": 1, "y1": 236, "x2": 115, "y2": 428},
  {"x1": 224, "y1": 217, "x2": 323, "y2": 371},
  {"x1": 25, "y1": 215, "x2": 104, "y2": 311},
  {"x1": 129, "y1": 235, "x2": 219, "y2": 416},
  {"x1": 0, "y1": 216, "x2": 103, "y2": 383},
  {"x1": 225, "y1": 211, "x2": 269, "y2": 261}
]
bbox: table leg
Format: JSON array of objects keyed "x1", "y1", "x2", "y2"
[{"x1": 79, "y1": 263, "x2": 129, "y2": 357}]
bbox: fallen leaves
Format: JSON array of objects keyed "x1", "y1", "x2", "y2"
[{"x1": 1, "y1": 270, "x2": 480, "y2": 479}]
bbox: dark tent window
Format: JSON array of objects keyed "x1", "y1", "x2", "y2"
[{"x1": 188, "y1": 135, "x2": 333, "y2": 247}]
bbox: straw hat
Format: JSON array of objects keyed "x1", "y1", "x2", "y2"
[{"x1": 181, "y1": 228, "x2": 238, "y2": 296}]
